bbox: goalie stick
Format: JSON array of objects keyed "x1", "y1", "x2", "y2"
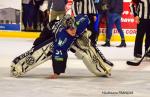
[{"x1": 127, "y1": 46, "x2": 150, "y2": 66}]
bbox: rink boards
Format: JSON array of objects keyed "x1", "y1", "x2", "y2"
[{"x1": 0, "y1": 30, "x2": 136, "y2": 42}]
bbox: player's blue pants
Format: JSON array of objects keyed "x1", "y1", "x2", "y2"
[{"x1": 106, "y1": 13, "x2": 125, "y2": 40}]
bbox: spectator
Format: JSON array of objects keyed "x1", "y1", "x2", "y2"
[
  {"x1": 94, "y1": 0, "x2": 110, "y2": 44},
  {"x1": 101, "y1": 0, "x2": 126, "y2": 47},
  {"x1": 22, "y1": 0, "x2": 35, "y2": 31},
  {"x1": 130, "y1": 0, "x2": 150, "y2": 59},
  {"x1": 48, "y1": 0, "x2": 68, "y2": 21},
  {"x1": 32, "y1": 0, "x2": 45, "y2": 31}
]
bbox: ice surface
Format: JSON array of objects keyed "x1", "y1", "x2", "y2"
[{"x1": 0, "y1": 38, "x2": 150, "y2": 97}]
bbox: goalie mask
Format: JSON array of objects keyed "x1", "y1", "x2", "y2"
[{"x1": 63, "y1": 15, "x2": 76, "y2": 29}]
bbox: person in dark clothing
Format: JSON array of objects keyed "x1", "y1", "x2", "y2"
[
  {"x1": 101, "y1": 0, "x2": 126, "y2": 47},
  {"x1": 22, "y1": 0, "x2": 35, "y2": 31},
  {"x1": 130, "y1": 0, "x2": 150, "y2": 59},
  {"x1": 32, "y1": 0, "x2": 45, "y2": 31},
  {"x1": 94, "y1": 0, "x2": 110, "y2": 44}
]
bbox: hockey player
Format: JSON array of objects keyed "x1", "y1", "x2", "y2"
[
  {"x1": 50, "y1": 15, "x2": 90, "y2": 79},
  {"x1": 11, "y1": 14, "x2": 113, "y2": 78}
]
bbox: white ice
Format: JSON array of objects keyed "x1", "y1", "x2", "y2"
[{"x1": 0, "y1": 38, "x2": 150, "y2": 97}]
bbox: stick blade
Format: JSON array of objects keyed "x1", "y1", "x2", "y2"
[{"x1": 126, "y1": 61, "x2": 140, "y2": 66}]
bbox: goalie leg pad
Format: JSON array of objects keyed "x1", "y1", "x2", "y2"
[
  {"x1": 71, "y1": 31, "x2": 113, "y2": 77},
  {"x1": 11, "y1": 39, "x2": 54, "y2": 77},
  {"x1": 72, "y1": 45, "x2": 112, "y2": 77}
]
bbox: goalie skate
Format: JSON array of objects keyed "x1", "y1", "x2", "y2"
[
  {"x1": 71, "y1": 31, "x2": 113, "y2": 77},
  {"x1": 11, "y1": 39, "x2": 54, "y2": 77}
]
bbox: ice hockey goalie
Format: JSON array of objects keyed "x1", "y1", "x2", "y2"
[{"x1": 11, "y1": 14, "x2": 113, "y2": 77}]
